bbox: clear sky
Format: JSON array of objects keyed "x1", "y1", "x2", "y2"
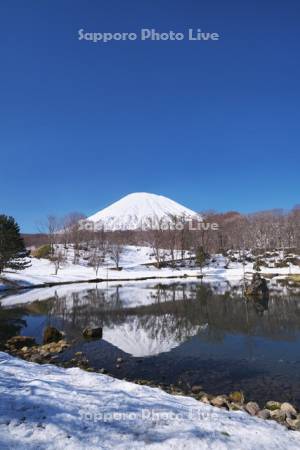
[{"x1": 1, "y1": 0, "x2": 300, "y2": 232}]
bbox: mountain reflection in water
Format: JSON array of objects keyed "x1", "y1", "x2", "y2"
[{"x1": 2, "y1": 281, "x2": 300, "y2": 407}]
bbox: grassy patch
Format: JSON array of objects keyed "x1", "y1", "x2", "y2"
[{"x1": 287, "y1": 275, "x2": 300, "y2": 283}]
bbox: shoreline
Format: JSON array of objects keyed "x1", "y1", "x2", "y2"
[
  {"x1": 3, "y1": 341, "x2": 300, "y2": 432},
  {"x1": 2, "y1": 248, "x2": 300, "y2": 295},
  {"x1": 0, "y1": 273, "x2": 205, "y2": 294},
  {"x1": 1, "y1": 351, "x2": 299, "y2": 449},
  {"x1": 0, "y1": 271, "x2": 298, "y2": 296}
]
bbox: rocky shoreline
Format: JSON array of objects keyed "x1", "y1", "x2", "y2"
[{"x1": 5, "y1": 329, "x2": 300, "y2": 432}]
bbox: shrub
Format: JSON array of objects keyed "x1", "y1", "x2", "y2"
[
  {"x1": 275, "y1": 260, "x2": 289, "y2": 268},
  {"x1": 253, "y1": 260, "x2": 262, "y2": 271},
  {"x1": 284, "y1": 257, "x2": 300, "y2": 266},
  {"x1": 33, "y1": 244, "x2": 51, "y2": 259}
]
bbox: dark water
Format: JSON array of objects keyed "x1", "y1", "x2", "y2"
[{"x1": 1, "y1": 281, "x2": 300, "y2": 407}]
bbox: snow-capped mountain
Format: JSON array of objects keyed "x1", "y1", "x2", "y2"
[{"x1": 87, "y1": 192, "x2": 200, "y2": 231}]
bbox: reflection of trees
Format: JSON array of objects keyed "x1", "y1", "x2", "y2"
[
  {"x1": 0, "y1": 305, "x2": 27, "y2": 348},
  {"x1": 15, "y1": 283, "x2": 300, "y2": 345},
  {"x1": 191, "y1": 289, "x2": 300, "y2": 342},
  {"x1": 44, "y1": 287, "x2": 115, "y2": 337}
]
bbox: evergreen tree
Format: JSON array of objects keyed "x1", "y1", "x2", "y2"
[
  {"x1": 253, "y1": 258, "x2": 262, "y2": 272},
  {"x1": 196, "y1": 246, "x2": 208, "y2": 274},
  {"x1": 0, "y1": 215, "x2": 31, "y2": 274}
]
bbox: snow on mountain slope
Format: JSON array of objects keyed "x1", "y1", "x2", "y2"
[{"x1": 87, "y1": 192, "x2": 200, "y2": 230}]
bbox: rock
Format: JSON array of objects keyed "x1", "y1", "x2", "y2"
[
  {"x1": 286, "y1": 418, "x2": 300, "y2": 431},
  {"x1": 29, "y1": 355, "x2": 42, "y2": 363},
  {"x1": 228, "y1": 391, "x2": 244, "y2": 404},
  {"x1": 38, "y1": 339, "x2": 69, "y2": 355},
  {"x1": 6, "y1": 336, "x2": 36, "y2": 350},
  {"x1": 280, "y1": 402, "x2": 297, "y2": 417},
  {"x1": 200, "y1": 395, "x2": 211, "y2": 404},
  {"x1": 137, "y1": 380, "x2": 149, "y2": 385},
  {"x1": 53, "y1": 340, "x2": 69, "y2": 353},
  {"x1": 43, "y1": 326, "x2": 63, "y2": 344},
  {"x1": 191, "y1": 385, "x2": 203, "y2": 394},
  {"x1": 78, "y1": 357, "x2": 89, "y2": 368},
  {"x1": 270, "y1": 409, "x2": 286, "y2": 423},
  {"x1": 173, "y1": 390, "x2": 184, "y2": 396},
  {"x1": 245, "y1": 402, "x2": 260, "y2": 416},
  {"x1": 82, "y1": 327, "x2": 103, "y2": 339},
  {"x1": 39, "y1": 350, "x2": 51, "y2": 357},
  {"x1": 257, "y1": 409, "x2": 271, "y2": 420},
  {"x1": 196, "y1": 391, "x2": 207, "y2": 400},
  {"x1": 229, "y1": 403, "x2": 244, "y2": 412},
  {"x1": 265, "y1": 401, "x2": 281, "y2": 411},
  {"x1": 210, "y1": 395, "x2": 228, "y2": 408},
  {"x1": 245, "y1": 273, "x2": 269, "y2": 300},
  {"x1": 47, "y1": 344, "x2": 57, "y2": 353}
]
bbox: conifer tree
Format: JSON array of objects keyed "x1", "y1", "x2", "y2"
[
  {"x1": 196, "y1": 246, "x2": 208, "y2": 274},
  {"x1": 0, "y1": 215, "x2": 31, "y2": 274}
]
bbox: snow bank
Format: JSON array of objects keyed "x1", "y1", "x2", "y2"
[
  {"x1": 1, "y1": 245, "x2": 300, "y2": 294},
  {"x1": 0, "y1": 352, "x2": 299, "y2": 449}
]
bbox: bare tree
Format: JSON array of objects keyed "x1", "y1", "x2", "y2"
[
  {"x1": 49, "y1": 251, "x2": 66, "y2": 275},
  {"x1": 89, "y1": 229, "x2": 108, "y2": 276},
  {"x1": 146, "y1": 218, "x2": 168, "y2": 268},
  {"x1": 66, "y1": 213, "x2": 86, "y2": 264},
  {"x1": 109, "y1": 242, "x2": 123, "y2": 269},
  {"x1": 43, "y1": 215, "x2": 62, "y2": 255},
  {"x1": 61, "y1": 212, "x2": 85, "y2": 249},
  {"x1": 165, "y1": 215, "x2": 180, "y2": 266},
  {"x1": 107, "y1": 233, "x2": 124, "y2": 269}
]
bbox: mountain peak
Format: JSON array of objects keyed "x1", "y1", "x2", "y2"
[{"x1": 87, "y1": 192, "x2": 199, "y2": 230}]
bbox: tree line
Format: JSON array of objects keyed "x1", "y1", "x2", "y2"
[
  {"x1": 35, "y1": 206, "x2": 300, "y2": 273},
  {"x1": 2, "y1": 206, "x2": 300, "y2": 276}
]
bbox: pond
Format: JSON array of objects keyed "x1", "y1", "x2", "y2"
[{"x1": 1, "y1": 280, "x2": 300, "y2": 407}]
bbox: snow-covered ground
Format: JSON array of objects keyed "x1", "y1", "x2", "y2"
[
  {"x1": 0, "y1": 352, "x2": 299, "y2": 450},
  {"x1": 1, "y1": 245, "x2": 299, "y2": 294},
  {"x1": 0, "y1": 245, "x2": 190, "y2": 290}
]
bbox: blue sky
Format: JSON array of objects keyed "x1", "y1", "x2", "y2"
[{"x1": 1, "y1": 0, "x2": 300, "y2": 232}]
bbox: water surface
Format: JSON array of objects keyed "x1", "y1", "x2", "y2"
[{"x1": 1, "y1": 280, "x2": 300, "y2": 407}]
